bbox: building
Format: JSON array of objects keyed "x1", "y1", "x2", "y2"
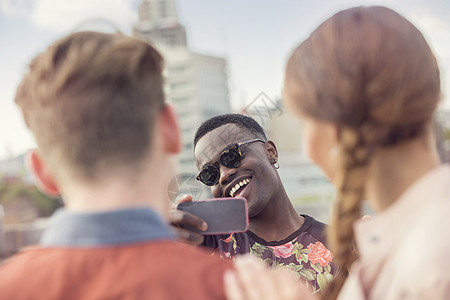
[
  {"x1": 134, "y1": 0, "x2": 186, "y2": 47},
  {"x1": 264, "y1": 101, "x2": 376, "y2": 221},
  {"x1": 134, "y1": 0, "x2": 231, "y2": 199},
  {"x1": 436, "y1": 110, "x2": 450, "y2": 162},
  {"x1": 265, "y1": 105, "x2": 336, "y2": 203}
]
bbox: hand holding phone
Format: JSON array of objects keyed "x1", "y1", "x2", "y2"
[
  {"x1": 177, "y1": 197, "x2": 249, "y2": 235},
  {"x1": 170, "y1": 194, "x2": 207, "y2": 245}
]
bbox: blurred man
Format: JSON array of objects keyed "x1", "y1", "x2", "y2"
[{"x1": 0, "y1": 31, "x2": 231, "y2": 299}]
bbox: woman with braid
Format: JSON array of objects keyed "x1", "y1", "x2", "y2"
[{"x1": 224, "y1": 6, "x2": 450, "y2": 300}]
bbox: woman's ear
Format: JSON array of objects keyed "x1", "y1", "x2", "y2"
[
  {"x1": 26, "y1": 150, "x2": 60, "y2": 197},
  {"x1": 334, "y1": 125, "x2": 342, "y2": 144},
  {"x1": 265, "y1": 140, "x2": 279, "y2": 164}
]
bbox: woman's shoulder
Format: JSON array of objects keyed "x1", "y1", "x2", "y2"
[{"x1": 395, "y1": 200, "x2": 450, "y2": 271}]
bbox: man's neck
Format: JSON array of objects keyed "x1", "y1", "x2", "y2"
[
  {"x1": 61, "y1": 167, "x2": 170, "y2": 219},
  {"x1": 248, "y1": 185, "x2": 305, "y2": 242}
]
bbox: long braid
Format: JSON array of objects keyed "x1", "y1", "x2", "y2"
[
  {"x1": 321, "y1": 127, "x2": 374, "y2": 299},
  {"x1": 285, "y1": 6, "x2": 442, "y2": 299}
]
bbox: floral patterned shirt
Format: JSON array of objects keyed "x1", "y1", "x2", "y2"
[{"x1": 202, "y1": 214, "x2": 337, "y2": 293}]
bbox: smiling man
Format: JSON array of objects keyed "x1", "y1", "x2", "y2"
[{"x1": 173, "y1": 113, "x2": 337, "y2": 293}]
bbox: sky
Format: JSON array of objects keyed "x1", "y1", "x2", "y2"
[{"x1": 0, "y1": 0, "x2": 449, "y2": 159}]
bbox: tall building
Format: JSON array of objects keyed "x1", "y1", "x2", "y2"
[
  {"x1": 162, "y1": 47, "x2": 230, "y2": 173},
  {"x1": 265, "y1": 102, "x2": 335, "y2": 203},
  {"x1": 135, "y1": 0, "x2": 187, "y2": 47},
  {"x1": 134, "y1": 0, "x2": 231, "y2": 199}
]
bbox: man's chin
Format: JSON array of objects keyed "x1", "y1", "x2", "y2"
[{"x1": 247, "y1": 202, "x2": 263, "y2": 219}]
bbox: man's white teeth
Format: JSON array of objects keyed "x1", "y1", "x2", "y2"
[{"x1": 229, "y1": 178, "x2": 251, "y2": 197}]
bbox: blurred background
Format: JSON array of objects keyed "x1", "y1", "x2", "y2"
[{"x1": 1, "y1": 0, "x2": 450, "y2": 259}]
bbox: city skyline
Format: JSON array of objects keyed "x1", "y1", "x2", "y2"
[
  {"x1": 1, "y1": 0, "x2": 450, "y2": 159},
  {"x1": 134, "y1": 0, "x2": 231, "y2": 184}
]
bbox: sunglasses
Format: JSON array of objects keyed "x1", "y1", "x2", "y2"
[{"x1": 196, "y1": 138, "x2": 266, "y2": 186}]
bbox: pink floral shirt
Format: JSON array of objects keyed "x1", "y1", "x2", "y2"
[
  {"x1": 339, "y1": 165, "x2": 450, "y2": 299},
  {"x1": 202, "y1": 215, "x2": 337, "y2": 293}
]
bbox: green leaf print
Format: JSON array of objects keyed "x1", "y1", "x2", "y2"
[
  {"x1": 231, "y1": 236, "x2": 237, "y2": 251},
  {"x1": 291, "y1": 242, "x2": 304, "y2": 254},
  {"x1": 250, "y1": 243, "x2": 266, "y2": 257},
  {"x1": 324, "y1": 273, "x2": 334, "y2": 284},
  {"x1": 317, "y1": 273, "x2": 327, "y2": 291},
  {"x1": 299, "y1": 269, "x2": 316, "y2": 281},
  {"x1": 301, "y1": 253, "x2": 309, "y2": 263},
  {"x1": 254, "y1": 243, "x2": 266, "y2": 251},
  {"x1": 250, "y1": 249, "x2": 262, "y2": 259},
  {"x1": 325, "y1": 264, "x2": 331, "y2": 274},
  {"x1": 299, "y1": 249, "x2": 309, "y2": 254},
  {"x1": 271, "y1": 258, "x2": 279, "y2": 268},
  {"x1": 263, "y1": 257, "x2": 274, "y2": 266},
  {"x1": 310, "y1": 262, "x2": 323, "y2": 274},
  {"x1": 286, "y1": 263, "x2": 303, "y2": 273},
  {"x1": 276, "y1": 263, "x2": 303, "y2": 280},
  {"x1": 295, "y1": 252, "x2": 303, "y2": 263}
]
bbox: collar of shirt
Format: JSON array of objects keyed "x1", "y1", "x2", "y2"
[
  {"x1": 40, "y1": 207, "x2": 175, "y2": 247},
  {"x1": 354, "y1": 164, "x2": 450, "y2": 261}
]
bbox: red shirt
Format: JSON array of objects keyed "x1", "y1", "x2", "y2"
[{"x1": 0, "y1": 241, "x2": 232, "y2": 300}]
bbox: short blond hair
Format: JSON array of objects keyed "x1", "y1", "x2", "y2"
[{"x1": 15, "y1": 31, "x2": 165, "y2": 181}]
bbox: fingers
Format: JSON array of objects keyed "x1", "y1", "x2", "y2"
[
  {"x1": 232, "y1": 256, "x2": 265, "y2": 300},
  {"x1": 170, "y1": 194, "x2": 193, "y2": 210},
  {"x1": 178, "y1": 194, "x2": 193, "y2": 203},
  {"x1": 270, "y1": 268, "x2": 310, "y2": 300},
  {"x1": 238, "y1": 256, "x2": 284, "y2": 300},
  {"x1": 172, "y1": 227, "x2": 204, "y2": 245},
  {"x1": 225, "y1": 256, "x2": 273, "y2": 300},
  {"x1": 170, "y1": 209, "x2": 207, "y2": 231},
  {"x1": 224, "y1": 255, "x2": 317, "y2": 300},
  {"x1": 169, "y1": 205, "x2": 207, "y2": 245},
  {"x1": 224, "y1": 270, "x2": 245, "y2": 300}
]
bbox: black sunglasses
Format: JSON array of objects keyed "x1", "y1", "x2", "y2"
[{"x1": 196, "y1": 138, "x2": 266, "y2": 186}]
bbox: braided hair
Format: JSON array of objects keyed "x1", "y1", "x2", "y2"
[{"x1": 284, "y1": 6, "x2": 441, "y2": 299}]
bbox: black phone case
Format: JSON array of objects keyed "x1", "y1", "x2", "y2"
[{"x1": 177, "y1": 197, "x2": 249, "y2": 235}]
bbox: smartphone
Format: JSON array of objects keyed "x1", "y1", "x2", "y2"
[{"x1": 177, "y1": 197, "x2": 249, "y2": 235}]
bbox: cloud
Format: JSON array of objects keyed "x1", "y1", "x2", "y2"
[
  {"x1": 0, "y1": 102, "x2": 35, "y2": 159},
  {"x1": 32, "y1": 0, "x2": 136, "y2": 33},
  {"x1": 0, "y1": 0, "x2": 34, "y2": 17},
  {"x1": 409, "y1": 13, "x2": 450, "y2": 35},
  {"x1": 1, "y1": 0, "x2": 137, "y2": 33}
]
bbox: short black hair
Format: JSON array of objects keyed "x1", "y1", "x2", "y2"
[{"x1": 194, "y1": 114, "x2": 267, "y2": 147}]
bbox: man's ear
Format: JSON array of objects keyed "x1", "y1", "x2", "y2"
[
  {"x1": 159, "y1": 104, "x2": 181, "y2": 154},
  {"x1": 26, "y1": 150, "x2": 60, "y2": 197},
  {"x1": 265, "y1": 140, "x2": 279, "y2": 164}
]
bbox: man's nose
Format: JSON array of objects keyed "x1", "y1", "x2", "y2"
[{"x1": 218, "y1": 163, "x2": 237, "y2": 186}]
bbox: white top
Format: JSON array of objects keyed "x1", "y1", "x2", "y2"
[{"x1": 339, "y1": 164, "x2": 450, "y2": 299}]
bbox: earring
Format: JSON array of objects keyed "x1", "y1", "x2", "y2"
[{"x1": 273, "y1": 160, "x2": 280, "y2": 169}]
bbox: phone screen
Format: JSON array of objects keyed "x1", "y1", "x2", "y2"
[{"x1": 177, "y1": 197, "x2": 248, "y2": 235}]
